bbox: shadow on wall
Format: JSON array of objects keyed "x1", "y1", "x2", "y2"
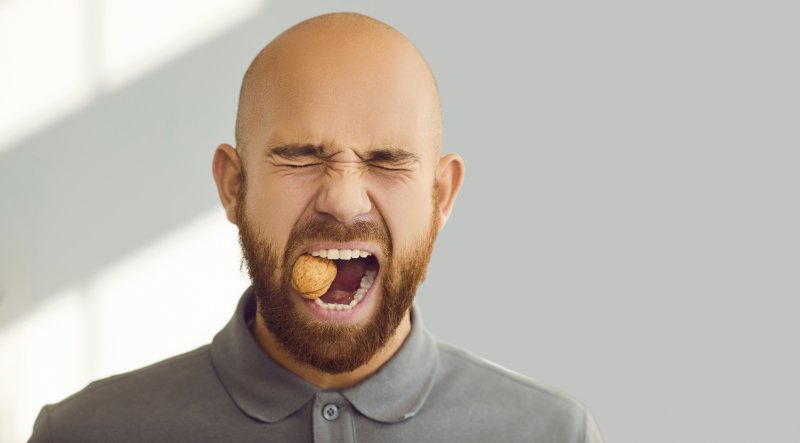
[{"x1": 0, "y1": 1, "x2": 315, "y2": 328}]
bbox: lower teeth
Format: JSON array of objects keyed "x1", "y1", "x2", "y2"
[{"x1": 314, "y1": 269, "x2": 375, "y2": 311}]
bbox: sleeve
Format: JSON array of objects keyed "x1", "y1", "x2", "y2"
[
  {"x1": 583, "y1": 407, "x2": 604, "y2": 443},
  {"x1": 28, "y1": 406, "x2": 53, "y2": 443}
]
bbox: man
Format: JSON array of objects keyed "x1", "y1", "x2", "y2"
[{"x1": 30, "y1": 12, "x2": 603, "y2": 442}]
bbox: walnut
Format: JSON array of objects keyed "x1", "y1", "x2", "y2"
[{"x1": 291, "y1": 255, "x2": 337, "y2": 299}]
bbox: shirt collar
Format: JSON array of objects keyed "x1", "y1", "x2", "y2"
[{"x1": 210, "y1": 286, "x2": 440, "y2": 424}]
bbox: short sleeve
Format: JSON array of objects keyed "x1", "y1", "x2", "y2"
[
  {"x1": 28, "y1": 405, "x2": 53, "y2": 443},
  {"x1": 584, "y1": 408, "x2": 604, "y2": 443}
]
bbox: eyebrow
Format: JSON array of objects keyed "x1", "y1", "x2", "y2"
[
  {"x1": 364, "y1": 147, "x2": 419, "y2": 164},
  {"x1": 267, "y1": 144, "x2": 325, "y2": 159},
  {"x1": 266, "y1": 143, "x2": 419, "y2": 165}
]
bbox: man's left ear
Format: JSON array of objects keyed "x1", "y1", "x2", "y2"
[{"x1": 434, "y1": 153, "x2": 465, "y2": 231}]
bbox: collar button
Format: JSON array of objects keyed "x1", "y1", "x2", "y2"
[{"x1": 322, "y1": 404, "x2": 340, "y2": 421}]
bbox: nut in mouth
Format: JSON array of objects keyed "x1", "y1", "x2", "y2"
[{"x1": 292, "y1": 248, "x2": 380, "y2": 311}]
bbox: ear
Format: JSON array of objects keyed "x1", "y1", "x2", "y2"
[
  {"x1": 434, "y1": 152, "x2": 465, "y2": 231},
  {"x1": 212, "y1": 143, "x2": 243, "y2": 224}
]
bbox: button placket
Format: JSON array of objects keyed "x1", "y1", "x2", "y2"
[{"x1": 312, "y1": 392, "x2": 355, "y2": 443}]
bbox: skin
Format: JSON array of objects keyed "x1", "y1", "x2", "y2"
[{"x1": 212, "y1": 13, "x2": 464, "y2": 389}]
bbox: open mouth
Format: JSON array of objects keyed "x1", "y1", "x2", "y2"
[{"x1": 300, "y1": 248, "x2": 380, "y2": 311}]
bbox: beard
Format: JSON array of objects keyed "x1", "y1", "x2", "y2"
[{"x1": 236, "y1": 184, "x2": 439, "y2": 374}]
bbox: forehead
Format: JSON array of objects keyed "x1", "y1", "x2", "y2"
[{"x1": 245, "y1": 33, "x2": 438, "y2": 162}]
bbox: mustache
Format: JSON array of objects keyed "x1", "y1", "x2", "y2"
[{"x1": 285, "y1": 216, "x2": 392, "y2": 259}]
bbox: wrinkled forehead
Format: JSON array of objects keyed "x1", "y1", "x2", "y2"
[{"x1": 237, "y1": 24, "x2": 441, "y2": 165}]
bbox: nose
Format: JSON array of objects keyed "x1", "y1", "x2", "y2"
[{"x1": 314, "y1": 169, "x2": 372, "y2": 223}]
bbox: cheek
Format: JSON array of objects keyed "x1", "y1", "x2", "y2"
[
  {"x1": 245, "y1": 174, "x2": 315, "y2": 245},
  {"x1": 371, "y1": 182, "x2": 435, "y2": 252}
]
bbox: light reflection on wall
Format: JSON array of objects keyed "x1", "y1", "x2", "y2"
[
  {"x1": 0, "y1": 0, "x2": 92, "y2": 154},
  {"x1": 0, "y1": 209, "x2": 250, "y2": 441},
  {"x1": 0, "y1": 0, "x2": 260, "y2": 440},
  {"x1": 0, "y1": 0, "x2": 261, "y2": 153}
]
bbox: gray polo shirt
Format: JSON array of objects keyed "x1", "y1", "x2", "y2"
[{"x1": 29, "y1": 287, "x2": 603, "y2": 442}]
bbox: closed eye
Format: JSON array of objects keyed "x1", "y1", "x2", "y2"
[
  {"x1": 370, "y1": 163, "x2": 412, "y2": 171},
  {"x1": 279, "y1": 163, "x2": 323, "y2": 168}
]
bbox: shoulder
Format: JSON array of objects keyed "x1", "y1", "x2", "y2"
[
  {"x1": 29, "y1": 345, "x2": 228, "y2": 443},
  {"x1": 435, "y1": 340, "x2": 582, "y2": 410},
  {"x1": 53, "y1": 344, "x2": 214, "y2": 410},
  {"x1": 432, "y1": 340, "x2": 603, "y2": 442}
]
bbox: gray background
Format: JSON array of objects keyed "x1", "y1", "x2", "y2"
[{"x1": 2, "y1": 1, "x2": 798, "y2": 441}]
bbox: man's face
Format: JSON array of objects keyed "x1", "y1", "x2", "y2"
[
  {"x1": 237, "y1": 181, "x2": 438, "y2": 373},
  {"x1": 233, "y1": 32, "x2": 443, "y2": 373}
]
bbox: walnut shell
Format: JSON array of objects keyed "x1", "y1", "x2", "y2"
[{"x1": 291, "y1": 255, "x2": 337, "y2": 299}]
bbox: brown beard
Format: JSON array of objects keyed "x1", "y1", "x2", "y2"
[{"x1": 236, "y1": 182, "x2": 439, "y2": 373}]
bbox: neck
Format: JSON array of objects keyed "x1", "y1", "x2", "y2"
[{"x1": 250, "y1": 308, "x2": 412, "y2": 390}]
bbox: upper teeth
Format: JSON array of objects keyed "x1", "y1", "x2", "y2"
[{"x1": 310, "y1": 249, "x2": 372, "y2": 260}]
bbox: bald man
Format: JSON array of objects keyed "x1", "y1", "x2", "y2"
[{"x1": 29, "y1": 13, "x2": 603, "y2": 443}]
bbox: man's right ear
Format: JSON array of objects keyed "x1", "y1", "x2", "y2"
[{"x1": 212, "y1": 143, "x2": 243, "y2": 225}]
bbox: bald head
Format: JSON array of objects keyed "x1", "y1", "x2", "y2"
[
  {"x1": 213, "y1": 14, "x2": 465, "y2": 380},
  {"x1": 234, "y1": 12, "x2": 442, "y2": 164}
]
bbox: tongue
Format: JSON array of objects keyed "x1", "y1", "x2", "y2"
[
  {"x1": 330, "y1": 258, "x2": 367, "y2": 291},
  {"x1": 319, "y1": 258, "x2": 367, "y2": 304}
]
